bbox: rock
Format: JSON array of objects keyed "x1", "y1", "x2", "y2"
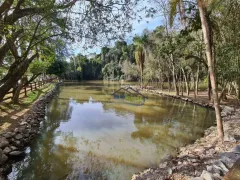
[
  {"x1": 191, "y1": 159, "x2": 200, "y2": 163},
  {"x1": 215, "y1": 160, "x2": 229, "y2": 173},
  {"x1": 194, "y1": 147, "x2": 204, "y2": 153},
  {"x1": 15, "y1": 134, "x2": 23, "y2": 140},
  {"x1": 162, "y1": 154, "x2": 172, "y2": 162},
  {"x1": 212, "y1": 173, "x2": 222, "y2": 180},
  {"x1": 30, "y1": 129, "x2": 37, "y2": 134},
  {"x1": 9, "y1": 151, "x2": 25, "y2": 157},
  {"x1": 10, "y1": 146, "x2": 17, "y2": 151},
  {"x1": 0, "y1": 154, "x2": 8, "y2": 165},
  {"x1": 224, "y1": 131, "x2": 237, "y2": 142},
  {"x1": 189, "y1": 178, "x2": 203, "y2": 180},
  {"x1": 14, "y1": 128, "x2": 20, "y2": 133},
  {"x1": 1, "y1": 164, "x2": 12, "y2": 175},
  {"x1": 0, "y1": 137, "x2": 9, "y2": 148},
  {"x1": 193, "y1": 163, "x2": 200, "y2": 166},
  {"x1": 22, "y1": 128, "x2": 31, "y2": 134},
  {"x1": 207, "y1": 165, "x2": 213, "y2": 172},
  {"x1": 3, "y1": 147, "x2": 11, "y2": 154},
  {"x1": 3, "y1": 132, "x2": 14, "y2": 139},
  {"x1": 159, "y1": 162, "x2": 167, "y2": 168},
  {"x1": 23, "y1": 133, "x2": 30, "y2": 138},
  {"x1": 219, "y1": 152, "x2": 240, "y2": 168},
  {"x1": 212, "y1": 165, "x2": 223, "y2": 176},
  {"x1": 201, "y1": 170, "x2": 214, "y2": 180},
  {"x1": 195, "y1": 170, "x2": 202, "y2": 177},
  {"x1": 232, "y1": 145, "x2": 240, "y2": 153},
  {"x1": 13, "y1": 140, "x2": 21, "y2": 146},
  {"x1": 19, "y1": 121, "x2": 28, "y2": 126},
  {"x1": 168, "y1": 168, "x2": 173, "y2": 175}
]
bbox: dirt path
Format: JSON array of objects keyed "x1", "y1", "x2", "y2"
[{"x1": 143, "y1": 88, "x2": 239, "y2": 106}]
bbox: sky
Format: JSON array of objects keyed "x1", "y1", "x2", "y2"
[
  {"x1": 69, "y1": 0, "x2": 165, "y2": 57},
  {"x1": 72, "y1": 16, "x2": 164, "y2": 56}
]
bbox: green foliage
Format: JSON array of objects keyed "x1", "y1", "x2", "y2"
[
  {"x1": 47, "y1": 60, "x2": 69, "y2": 78},
  {"x1": 23, "y1": 84, "x2": 55, "y2": 104},
  {"x1": 169, "y1": 0, "x2": 181, "y2": 27},
  {"x1": 29, "y1": 60, "x2": 50, "y2": 75}
]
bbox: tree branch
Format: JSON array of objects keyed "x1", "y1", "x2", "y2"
[
  {"x1": 15, "y1": 0, "x2": 25, "y2": 11},
  {"x1": 4, "y1": 0, "x2": 78, "y2": 25},
  {"x1": 0, "y1": 0, "x2": 14, "y2": 16},
  {"x1": 22, "y1": 16, "x2": 45, "y2": 59},
  {"x1": 23, "y1": 73, "x2": 41, "y2": 87},
  {"x1": 185, "y1": 55, "x2": 208, "y2": 69}
]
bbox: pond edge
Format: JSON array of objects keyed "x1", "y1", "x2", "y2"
[
  {"x1": 132, "y1": 88, "x2": 240, "y2": 180},
  {"x1": 0, "y1": 83, "x2": 61, "y2": 179}
]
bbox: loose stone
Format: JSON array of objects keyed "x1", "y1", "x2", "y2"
[
  {"x1": 15, "y1": 134, "x2": 23, "y2": 140},
  {"x1": 2, "y1": 147, "x2": 11, "y2": 155},
  {"x1": 9, "y1": 151, "x2": 25, "y2": 157},
  {"x1": 0, "y1": 138, "x2": 9, "y2": 149},
  {"x1": 0, "y1": 154, "x2": 8, "y2": 165}
]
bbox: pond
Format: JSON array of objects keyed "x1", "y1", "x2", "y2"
[{"x1": 8, "y1": 81, "x2": 215, "y2": 180}]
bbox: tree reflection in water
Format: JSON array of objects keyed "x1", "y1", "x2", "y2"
[{"x1": 9, "y1": 82, "x2": 215, "y2": 180}]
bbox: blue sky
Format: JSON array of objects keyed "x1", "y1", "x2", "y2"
[
  {"x1": 130, "y1": 16, "x2": 163, "y2": 38},
  {"x1": 73, "y1": 15, "x2": 163, "y2": 56}
]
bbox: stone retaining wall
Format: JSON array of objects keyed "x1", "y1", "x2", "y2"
[{"x1": 0, "y1": 83, "x2": 60, "y2": 179}]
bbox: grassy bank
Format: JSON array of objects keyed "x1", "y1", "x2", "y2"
[{"x1": 0, "y1": 83, "x2": 55, "y2": 133}]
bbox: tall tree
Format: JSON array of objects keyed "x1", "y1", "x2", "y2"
[
  {"x1": 134, "y1": 34, "x2": 148, "y2": 88},
  {"x1": 0, "y1": 0, "x2": 138, "y2": 101},
  {"x1": 169, "y1": 0, "x2": 224, "y2": 140}
]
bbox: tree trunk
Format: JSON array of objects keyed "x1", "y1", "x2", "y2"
[
  {"x1": 0, "y1": 54, "x2": 38, "y2": 101},
  {"x1": 12, "y1": 75, "x2": 39, "y2": 104},
  {"x1": 167, "y1": 75, "x2": 171, "y2": 92},
  {"x1": 198, "y1": 0, "x2": 224, "y2": 140},
  {"x1": 182, "y1": 68, "x2": 189, "y2": 96},
  {"x1": 219, "y1": 88, "x2": 227, "y2": 102},
  {"x1": 12, "y1": 81, "x2": 23, "y2": 104},
  {"x1": 171, "y1": 54, "x2": 179, "y2": 95},
  {"x1": 207, "y1": 72, "x2": 212, "y2": 100},
  {"x1": 161, "y1": 81, "x2": 164, "y2": 91},
  {"x1": 192, "y1": 73, "x2": 196, "y2": 99},
  {"x1": 227, "y1": 83, "x2": 232, "y2": 96},
  {"x1": 195, "y1": 64, "x2": 200, "y2": 96},
  {"x1": 180, "y1": 70, "x2": 183, "y2": 96},
  {"x1": 237, "y1": 78, "x2": 240, "y2": 99},
  {"x1": 141, "y1": 66, "x2": 143, "y2": 89}
]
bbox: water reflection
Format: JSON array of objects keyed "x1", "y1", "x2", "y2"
[{"x1": 9, "y1": 81, "x2": 215, "y2": 180}]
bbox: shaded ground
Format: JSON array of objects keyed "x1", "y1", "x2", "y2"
[{"x1": 0, "y1": 84, "x2": 55, "y2": 133}]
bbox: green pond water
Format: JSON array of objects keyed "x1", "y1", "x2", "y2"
[{"x1": 9, "y1": 81, "x2": 215, "y2": 180}]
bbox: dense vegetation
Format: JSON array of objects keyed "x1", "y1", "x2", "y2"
[{"x1": 1, "y1": 0, "x2": 240, "y2": 140}]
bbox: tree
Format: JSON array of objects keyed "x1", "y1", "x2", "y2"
[
  {"x1": 134, "y1": 34, "x2": 148, "y2": 88},
  {"x1": 0, "y1": 0, "x2": 138, "y2": 101},
  {"x1": 197, "y1": 0, "x2": 224, "y2": 140},
  {"x1": 47, "y1": 60, "x2": 68, "y2": 78},
  {"x1": 169, "y1": 0, "x2": 224, "y2": 140}
]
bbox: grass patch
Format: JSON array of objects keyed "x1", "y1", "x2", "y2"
[
  {"x1": 0, "y1": 83, "x2": 55, "y2": 132},
  {"x1": 0, "y1": 83, "x2": 55, "y2": 114},
  {"x1": 22, "y1": 83, "x2": 55, "y2": 104}
]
